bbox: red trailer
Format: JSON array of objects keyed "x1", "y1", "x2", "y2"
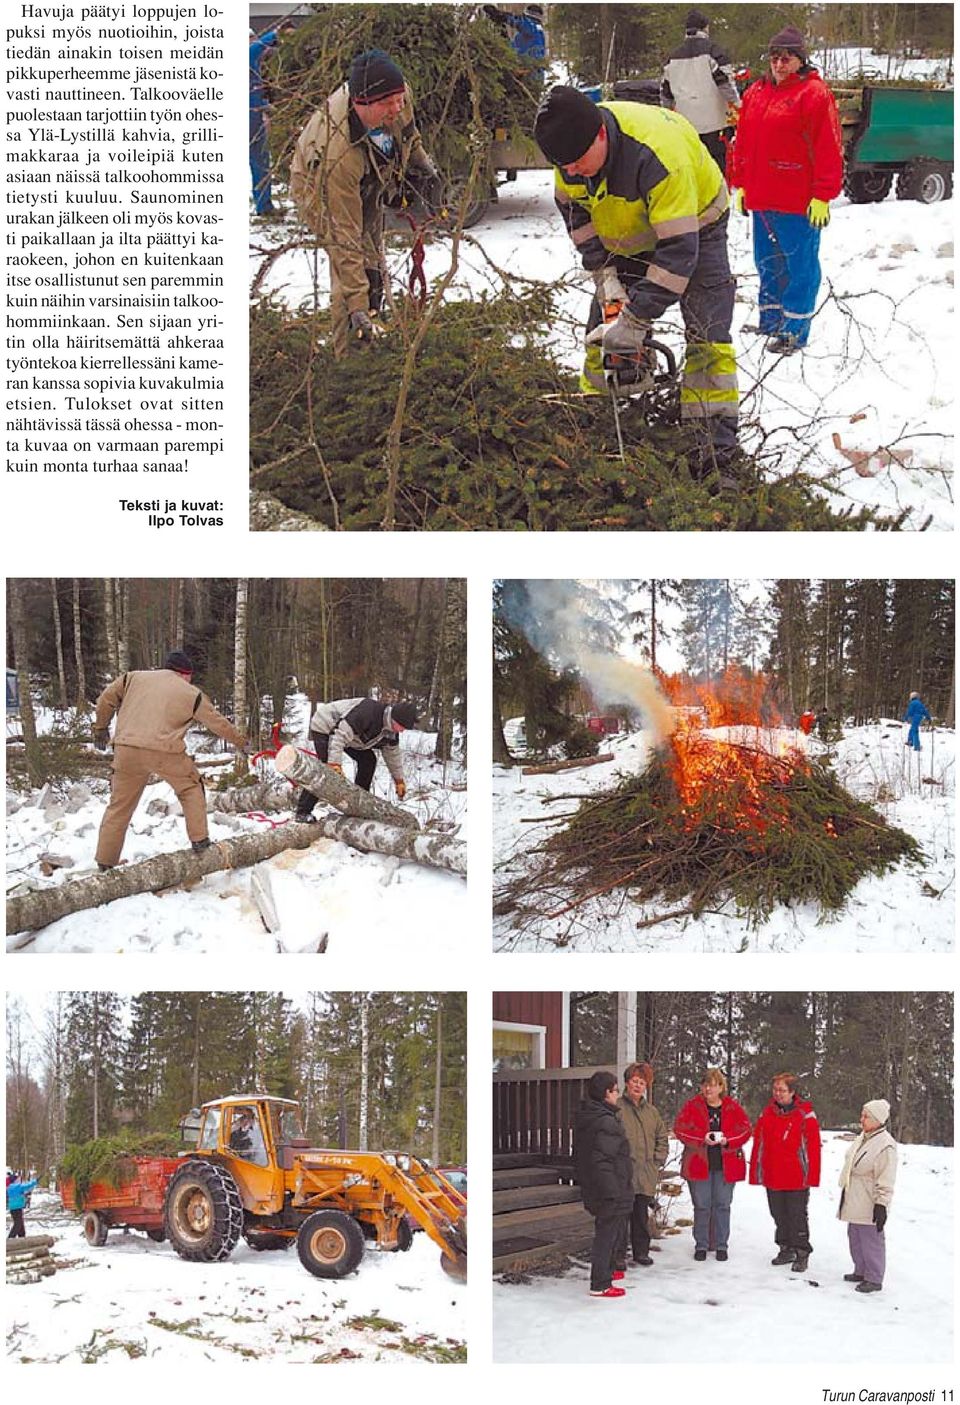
[{"x1": 59, "y1": 1156, "x2": 182, "y2": 1246}]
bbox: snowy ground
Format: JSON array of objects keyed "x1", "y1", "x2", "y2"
[
  {"x1": 7, "y1": 1192, "x2": 466, "y2": 1365},
  {"x1": 492, "y1": 721, "x2": 955, "y2": 953},
  {"x1": 6, "y1": 697, "x2": 467, "y2": 957},
  {"x1": 253, "y1": 160, "x2": 954, "y2": 529},
  {"x1": 494, "y1": 1132, "x2": 952, "y2": 1363}
]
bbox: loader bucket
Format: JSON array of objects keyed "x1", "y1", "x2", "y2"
[{"x1": 441, "y1": 1247, "x2": 468, "y2": 1283}]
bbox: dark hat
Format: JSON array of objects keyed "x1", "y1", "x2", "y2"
[
  {"x1": 164, "y1": 649, "x2": 195, "y2": 674},
  {"x1": 348, "y1": 48, "x2": 405, "y2": 105},
  {"x1": 686, "y1": 8, "x2": 709, "y2": 31},
  {"x1": 391, "y1": 701, "x2": 418, "y2": 729},
  {"x1": 525, "y1": 3, "x2": 544, "y2": 18},
  {"x1": 533, "y1": 85, "x2": 604, "y2": 168},
  {"x1": 768, "y1": 25, "x2": 807, "y2": 58}
]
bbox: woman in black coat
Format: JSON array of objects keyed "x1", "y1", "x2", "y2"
[{"x1": 574, "y1": 1070, "x2": 635, "y2": 1297}]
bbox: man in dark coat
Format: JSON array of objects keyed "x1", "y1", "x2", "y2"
[{"x1": 574, "y1": 1070, "x2": 634, "y2": 1297}]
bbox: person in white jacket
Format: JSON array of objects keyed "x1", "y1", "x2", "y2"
[{"x1": 837, "y1": 1098, "x2": 897, "y2": 1294}]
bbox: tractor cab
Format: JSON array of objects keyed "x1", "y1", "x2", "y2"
[{"x1": 194, "y1": 1094, "x2": 304, "y2": 1215}]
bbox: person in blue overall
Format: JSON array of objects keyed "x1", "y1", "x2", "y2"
[
  {"x1": 902, "y1": 692, "x2": 931, "y2": 751},
  {"x1": 250, "y1": 25, "x2": 291, "y2": 216},
  {"x1": 483, "y1": 6, "x2": 546, "y2": 71},
  {"x1": 7, "y1": 1172, "x2": 39, "y2": 1238}
]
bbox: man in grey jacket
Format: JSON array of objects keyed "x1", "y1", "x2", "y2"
[
  {"x1": 661, "y1": 9, "x2": 740, "y2": 169},
  {"x1": 294, "y1": 696, "x2": 417, "y2": 819},
  {"x1": 616, "y1": 1062, "x2": 670, "y2": 1267}
]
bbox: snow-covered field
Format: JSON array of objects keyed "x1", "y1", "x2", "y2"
[
  {"x1": 254, "y1": 161, "x2": 954, "y2": 529},
  {"x1": 494, "y1": 1132, "x2": 952, "y2": 1363},
  {"x1": 493, "y1": 721, "x2": 955, "y2": 953},
  {"x1": 7, "y1": 1192, "x2": 466, "y2": 1365},
  {"x1": 7, "y1": 697, "x2": 467, "y2": 957}
]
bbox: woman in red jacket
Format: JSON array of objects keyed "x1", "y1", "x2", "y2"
[
  {"x1": 729, "y1": 25, "x2": 843, "y2": 353},
  {"x1": 674, "y1": 1068, "x2": 752, "y2": 1262}
]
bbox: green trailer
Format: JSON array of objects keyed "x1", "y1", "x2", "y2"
[{"x1": 838, "y1": 85, "x2": 953, "y2": 203}]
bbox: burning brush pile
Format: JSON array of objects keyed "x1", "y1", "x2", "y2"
[{"x1": 498, "y1": 687, "x2": 922, "y2": 932}]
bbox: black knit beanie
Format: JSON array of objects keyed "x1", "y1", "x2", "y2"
[
  {"x1": 391, "y1": 701, "x2": 418, "y2": 729},
  {"x1": 686, "y1": 8, "x2": 709, "y2": 32},
  {"x1": 165, "y1": 650, "x2": 194, "y2": 674},
  {"x1": 348, "y1": 49, "x2": 405, "y2": 105},
  {"x1": 768, "y1": 25, "x2": 808, "y2": 58},
  {"x1": 534, "y1": 85, "x2": 604, "y2": 167}
]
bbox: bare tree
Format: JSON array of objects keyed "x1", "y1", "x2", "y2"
[
  {"x1": 234, "y1": 578, "x2": 249, "y2": 738},
  {"x1": 9, "y1": 580, "x2": 41, "y2": 782},
  {"x1": 103, "y1": 578, "x2": 119, "y2": 675},
  {"x1": 50, "y1": 580, "x2": 68, "y2": 708},
  {"x1": 72, "y1": 579, "x2": 87, "y2": 707}
]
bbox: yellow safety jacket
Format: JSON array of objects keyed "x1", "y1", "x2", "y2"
[{"x1": 554, "y1": 102, "x2": 728, "y2": 321}]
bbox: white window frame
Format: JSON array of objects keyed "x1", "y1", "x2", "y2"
[{"x1": 493, "y1": 1020, "x2": 547, "y2": 1070}]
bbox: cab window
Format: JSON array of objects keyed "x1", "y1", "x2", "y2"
[
  {"x1": 197, "y1": 1107, "x2": 221, "y2": 1152},
  {"x1": 226, "y1": 1106, "x2": 268, "y2": 1167}
]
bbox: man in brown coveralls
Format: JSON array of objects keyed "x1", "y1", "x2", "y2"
[
  {"x1": 289, "y1": 48, "x2": 442, "y2": 359},
  {"x1": 93, "y1": 650, "x2": 249, "y2": 869}
]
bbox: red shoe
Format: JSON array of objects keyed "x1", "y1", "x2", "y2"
[
  {"x1": 611, "y1": 1270, "x2": 626, "y2": 1281},
  {"x1": 589, "y1": 1286, "x2": 626, "y2": 1298}
]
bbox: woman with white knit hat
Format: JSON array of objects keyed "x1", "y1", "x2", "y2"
[{"x1": 837, "y1": 1099, "x2": 897, "y2": 1293}]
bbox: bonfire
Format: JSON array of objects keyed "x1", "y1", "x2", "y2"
[{"x1": 496, "y1": 676, "x2": 922, "y2": 934}]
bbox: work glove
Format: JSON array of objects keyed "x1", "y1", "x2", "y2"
[
  {"x1": 591, "y1": 265, "x2": 628, "y2": 309},
  {"x1": 872, "y1": 1203, "x2": 887, "y2": 1233},
  {"x1": 327, "y1": 762, "x2": 343, "y2": 775},
  {"x1": 585, "y1": 303, "x2": 651, "y2": 359},
  {"x1": 733, "y1": 187, "x2": 748, "y2": 216},
  {"x1": 725, "y1": 102, "x2": 740, "y2": 127},
  {"x1": 94, "y1": 728, "x2": 110, "y2": 751},
  {"x1": 807, "y1": 197, "x2": 830, "y2": 228},
  {"x1": 394, "y1": 778, "x2": 407, "y2": 801},
  {"x1": 348, "y1": 309, "x2": 382, "y2": 344}
]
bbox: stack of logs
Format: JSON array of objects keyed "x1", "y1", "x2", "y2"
[{"x1": 7, "y1": 1235, "x2": 57, "y2": 1284}]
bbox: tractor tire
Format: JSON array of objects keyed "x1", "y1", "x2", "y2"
[
  {"x1": 244, "y1": 1232, "x2": 291, "y2": 1252},
  {"x1": 83, "y1": 1210, "x2": 109, "y2": 1247},
  {"x1": 396, "y1": 1218, "x2": 414, "y2": 1252},
  {"x1": 146, "y1": 1228, "x2": 166, "y2": 1242},
  {"x1": 297, "y1": 1210, "x2": 365, "y2": 1279},
  {"x1": 843, "y1": 168, "x2": 893, "y2": 203},
  {"x1": 896, "y1": 160, "x2": 953, "y2": 204},
  {"x1": 163, "y1": 1160, "x2": 243, "y2": 1263}
]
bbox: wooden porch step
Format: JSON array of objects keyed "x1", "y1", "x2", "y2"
[
  {"x1": 492, "y1": 1152, "x2": 545, "y2": 1170},
  {"x1": 493, "y1": 1200, "x2": 593, "y2": 1245},
  {"x1": 493, "y1": 1229, "x2": 593, "y2": 1275},
  {"x1": 493, "y1": 1183, "x2": 581, "y2": 1213},
  {"x1": 493, "y1": 1166, "x2": 567, "y2": 1190}
]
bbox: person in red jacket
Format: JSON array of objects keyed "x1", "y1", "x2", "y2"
[
  {"x1": 674, "y1": 1067, "x2": 752, "y2": 1262},
  {"x1": 750, "y1": 1071, "x2": 821, "y2": 1272},
  {"x1": 729, "y1": 25, "x2": 842, "y2": 354}
]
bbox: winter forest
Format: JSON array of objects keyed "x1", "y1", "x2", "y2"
[
  {"x1": 6, "y1": 991, "x2": 467, "y2": 1179},
  {"x1": 562, "y1": 990, "x2": 952, "y2": 1145},
  {"x1": 6, "y1": 578, "x2": 468, "y2": 956},
  {"x1": 493, "y1": 580, "x2": 954, "y2": 953}
]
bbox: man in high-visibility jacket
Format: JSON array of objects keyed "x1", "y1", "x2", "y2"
[{"x1": 534, "y1": 85, "x2": 738, "y2": 469}]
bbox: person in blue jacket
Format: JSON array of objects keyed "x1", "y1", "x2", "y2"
[
  {"x1": 250, "y1": 24, "x2": 292, "y2": 216},
  {"x1": 7, "y1": 1171, "x2": 39, "y2": 1238},
  {"x1": 902, "y1": 692, "x2": 932, "y2": 751},
  {"x1": 483, "y1": 6, "x2": 546, "y2": 66}
]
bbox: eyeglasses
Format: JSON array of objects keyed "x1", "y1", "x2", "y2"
[{"x1": 769, "y1": 50, "x2": 797, "y2": 61}]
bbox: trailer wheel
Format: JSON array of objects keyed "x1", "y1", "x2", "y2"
[
  {"x1": 843, "y1": 168, "x2": 893, "y2": 203},
  {"x1": 897, "y1": 160, "x2": 953, "y2": 204},
  {"x1": 244, "y1": 1232, "x2": 291, "y2": 1251},
  {"x1": 146, "y1": 1229, "x2": 166, "y2": 1242},
  {"x1": 83, "y1": 1210, "x2": 109, "y2": 1247},
  {"x1": 441, "y1": 175, "x2": 489, "y2": 231},
  {"x1": 164, "y1": 1160, "x2": 243, "y2": 1263},
  {"x1": 297, "y1": 1210, "x2": 365, "y2": 1279}
]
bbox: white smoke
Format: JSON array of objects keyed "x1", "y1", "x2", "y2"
[{"x1": 504, "y1": 580, "x2": 676, "y2": 745}]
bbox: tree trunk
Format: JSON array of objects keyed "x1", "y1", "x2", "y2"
[
  {"x1": 234, "y1": 578, "x2": 249, "y2": 738},
  {"x1": 9, "y1": 820, "x2": 465, "y2": 935},
  {"x1": 103, "y1": 579, "x2": 118, "y2": 676},
  {"x1": 72, "y1": 579, "x2": 87, "y2": 707},
  {"x1": 521, "y1": 753, "x2": 613, "y2": 776},
  {"x1": 5, "y1": 1236, "x2": 55, "y2": 1254},
  {"x1": 274, "y1": 744, "x2": 419, "y2": 829},
  {"x1": 51, "y1": 580, "x2": 69, "y2": 709},
  {"x1": 432, "y1": 999, "x2": 442, "y2": 1165},
  {"x1": 8, "y1": 580, "x2": 42, "y2": 783},
  {"x1": 117, "y1": 580, "x2": 130, "y2": 672},
  {"x1": 359, "y1": 996, "x2": 369, "y2": 1152}
]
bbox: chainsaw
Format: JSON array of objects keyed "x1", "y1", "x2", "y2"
[{"x1": 601, "y1": 299, "x2": 679, "y2": 460}]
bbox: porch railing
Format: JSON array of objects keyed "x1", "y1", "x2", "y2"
[{"x1": 492, "y1": 1066, "x2": 613, "y2": 1160}]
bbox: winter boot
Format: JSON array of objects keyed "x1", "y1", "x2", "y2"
[
  {"x1": 844, "y1": 1273, "x2": 865, "y2": 1283},
  {"x1": 765, "y1": 333, "x2": 800, "y2": 356},
  {"x1": 791, "y1": 1252, "x2": 810, "y2": 1273},
  {"x1": 771, "y1": 1249, "x2": 796, "y2": 1266},
  {"x1": 694, "y1": 1249, "x2": 708, "y2": 1262},
  {"x1": 589, "y1": 1285, "x2": 626, "y2": 1299},
  {"x1": 611, "y1": 1269, "x2": 626, "y2": 1281},
  {"x1": 191, "y1": 838, "x2": 212, "y2": 854},
  {"x1": 716, "y1": 1250, "x2": 728, "y2": 1262},
  {"x1": 855, "y1": 1281, "x2": 882, "y2": 1294},
  {"x1": 633, "y1": 1255, "x2": 653, "y2": 1266}
]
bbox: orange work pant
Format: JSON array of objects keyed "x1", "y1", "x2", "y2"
[{"x1": 95, "y1": 744, "x2": 207, "y2": 866}]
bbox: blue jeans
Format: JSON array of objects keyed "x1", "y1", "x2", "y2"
[
  {"x1": 250, "y1": 108, "x2": 272, "y2": 213},
  {"x1": 752, "y1": 211, "x2": 822, "y2": 346},
  {"x1": 689, "y1": 1170, "x2": 735, "y2": 1251}
]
